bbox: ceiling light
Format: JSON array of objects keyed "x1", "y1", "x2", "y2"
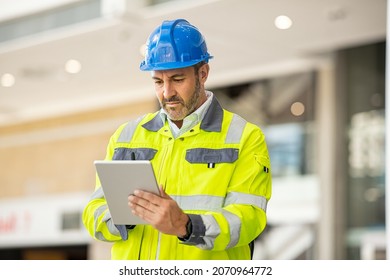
[
  {"x1": 65, "y1": 59, "x2": 82, "y2": 74},
  {"x1": 274, "y1": 15, "x2": 293, "y2": 30},
  {"x1": 291, "y1": 102, "x2": 305, "y2": 116},
  {"x1": 1, "y1": 73, "x2": 15, "y2": 87}
]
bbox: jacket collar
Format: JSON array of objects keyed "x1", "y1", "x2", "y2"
[{"x1": 142, "y1": 95, "x2": 223, "y2": 132}]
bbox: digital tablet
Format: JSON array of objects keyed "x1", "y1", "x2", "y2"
[{"x1": 94, "y1": 160, "x2": 160, "y2": 225}]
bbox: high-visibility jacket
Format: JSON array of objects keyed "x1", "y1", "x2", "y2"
[{"x1": 82, "y1": 96, "x2": 272, "y2": 260}]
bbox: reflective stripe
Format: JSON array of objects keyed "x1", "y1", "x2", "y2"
[
  {"x1": 92, "y1": 194, "x2": 120, "y2": 241},
  {"x1": 225, "y1": 114, "x2": 246, "y2": 144},
  {"x1": 91, "y1": 186, "x2": 104, "y2": 200},
  {"x1": 198, "y1": 211, "x2": 241, "y2": 250},
  {"x1": 222, "y1": 210, "x2": 241, "y2": 248},
  {"x1": 101, "y1": 207, "x2": 111, "y2": 223},
  {"x1": 117, "y1": 115, "x2": 145, "y2": 143},
  {"x1": 173, "y1": 193, "x2": 260, "y2": 250},
  {"x1": 93, "y1": 204, "x2": 107, "y2": 226},
  {"x1": 171, "y1": 193, "x2": 267, "y2": 212},
  {"x1": 93, "y1": 205, "x2": 108, "y2": 241},
  {"x1": 225, "y1": 192, "x2": 268, "y2": 212},
  {"x1": 198, "y1": 214, "x2": 220, "y2": 250},
  {"x1": 95, "y1": 231, "x2": 106, "y2": 242},
  {"x1": 104, "y1": 218, "x2": 120, "y2": 239},
  {"x1": 171, "y1": 195, "x2": 224, "y2": 211}
]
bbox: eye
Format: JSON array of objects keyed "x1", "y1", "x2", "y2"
[
  {"x1": 173, "y1": 78, "x2": 185, "y2": 83},
  {"x1": 154, "y1": 80, "x2": 163, "y2": 86}
]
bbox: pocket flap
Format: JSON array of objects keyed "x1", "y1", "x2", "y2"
[
  {"x1": 186, "y1": 148, "x2": 239, "y2": 163},
  {"x1": 113, "y1": 148, "x2": 157, "y2": 160}
]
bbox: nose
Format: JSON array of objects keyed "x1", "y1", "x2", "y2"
[{"x1": 162, "y1": 81, "x2": 175, "y2": 99}]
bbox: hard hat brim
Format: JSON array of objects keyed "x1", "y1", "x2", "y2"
[{"x1": 139, "y1": 57, "x2": 212, "y2": 71}]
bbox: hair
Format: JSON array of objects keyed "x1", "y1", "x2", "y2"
[{"x1": 193, "y1": 61, "x2": 207, "y2": 74}]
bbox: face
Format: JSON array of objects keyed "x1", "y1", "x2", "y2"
[{"x1": 151, "y1": 64, "x2": 209, "y2": 126}]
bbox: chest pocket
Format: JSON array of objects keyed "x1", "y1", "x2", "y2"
[
  {"x1": 112, "y1": 148, "x2": 157, "y2": 161},
  {"x1": 185, "y1": 148, "x2": 239, "y2": 164}
]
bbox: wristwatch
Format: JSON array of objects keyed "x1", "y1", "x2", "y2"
[{"x1": 179, "y1": 216, "x2": 192, "y2": 241}]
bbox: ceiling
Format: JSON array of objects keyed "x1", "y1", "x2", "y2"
[{"x1": 0, "y1": 0, "x2": 386, "y2": 126}]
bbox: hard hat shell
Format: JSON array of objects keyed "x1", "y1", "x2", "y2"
[{"x1": 140, "y1": 19, "x2": 213, "y2": 71}]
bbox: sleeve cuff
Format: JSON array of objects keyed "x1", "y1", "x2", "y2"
[
  {"x1": 115, "y1": 225, "x2": 136, "y2": 240},
  {"x1": 178, "y1": 214, "x2": 205, "y2": 245}
]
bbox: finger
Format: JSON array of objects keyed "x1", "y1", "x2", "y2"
[
  {"x1": 129, "y1": 195, "x2": 156, "y2": 212},
  {"x1": 128, "y1": 196, "x2": 157, "y2": 221},
  {"x1": 131, "y1": 203, "x2": 152, "y2": 222},
  {"x1": 134, "y1": 189, "x2": 163, "y2": 204}
]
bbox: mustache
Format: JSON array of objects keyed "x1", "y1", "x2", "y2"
[{"x1": 162, "y1": 96, "x2": 184, "y2": 104}]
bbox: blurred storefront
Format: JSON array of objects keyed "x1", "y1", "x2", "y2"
[
  {"x1": 341, "y1": 42, "x2": 386, "y2": 259},
  {"x1": 0, "y1": 193, "x2": 90, "y2": 259}
]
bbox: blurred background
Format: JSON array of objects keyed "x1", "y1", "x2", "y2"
[{"x1": 0, "y1": 0, "x2": 387, "y2": 260}]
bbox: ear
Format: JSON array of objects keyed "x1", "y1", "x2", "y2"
[{"x1": 199, "y1": 63, "x2": 209, "y2": 82}]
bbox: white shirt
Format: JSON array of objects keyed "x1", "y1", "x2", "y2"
[{"x1": 159, "y1": 90, "x2": 213, "y2": 138}]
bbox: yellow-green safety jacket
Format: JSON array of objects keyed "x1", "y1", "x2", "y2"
[{"x1": 82, "y1": 96, "x2": 272, "y2": 260}]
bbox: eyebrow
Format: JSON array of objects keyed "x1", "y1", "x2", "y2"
[{"x1": 152, "y1": 73, "x2": 186, "y2": 80}]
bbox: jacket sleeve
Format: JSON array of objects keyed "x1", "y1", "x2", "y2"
[
  {"x1": 82, "y1": 123, "x2": 129, "y2": 242},
  {"x1": 182, "y1": 124, "x2": 272, "y2": 251}
]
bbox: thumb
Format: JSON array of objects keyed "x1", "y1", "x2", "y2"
[{"x1": 159, "y1": 185, "x2": 170, "y2": 198}]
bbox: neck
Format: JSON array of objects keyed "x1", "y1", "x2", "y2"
[
  {"x1": 172, "y1": 90, "x2": 208, "y2": 129},
  {"x1": 172, "y1": 119, "x2": 183, "y2": 128}
]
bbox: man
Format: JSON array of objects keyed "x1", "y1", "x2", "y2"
[{"x1": 82, "y1": 19, "x2": 272, "y2": 260}]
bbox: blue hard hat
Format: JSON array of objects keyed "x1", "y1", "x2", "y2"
[{"x1": 140, "y1": 19, "x2": 213, "y2": 71}]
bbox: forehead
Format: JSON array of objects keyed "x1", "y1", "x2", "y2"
[{"x1": 151, "y1": 66, "x2": 194, "y2": 78}]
